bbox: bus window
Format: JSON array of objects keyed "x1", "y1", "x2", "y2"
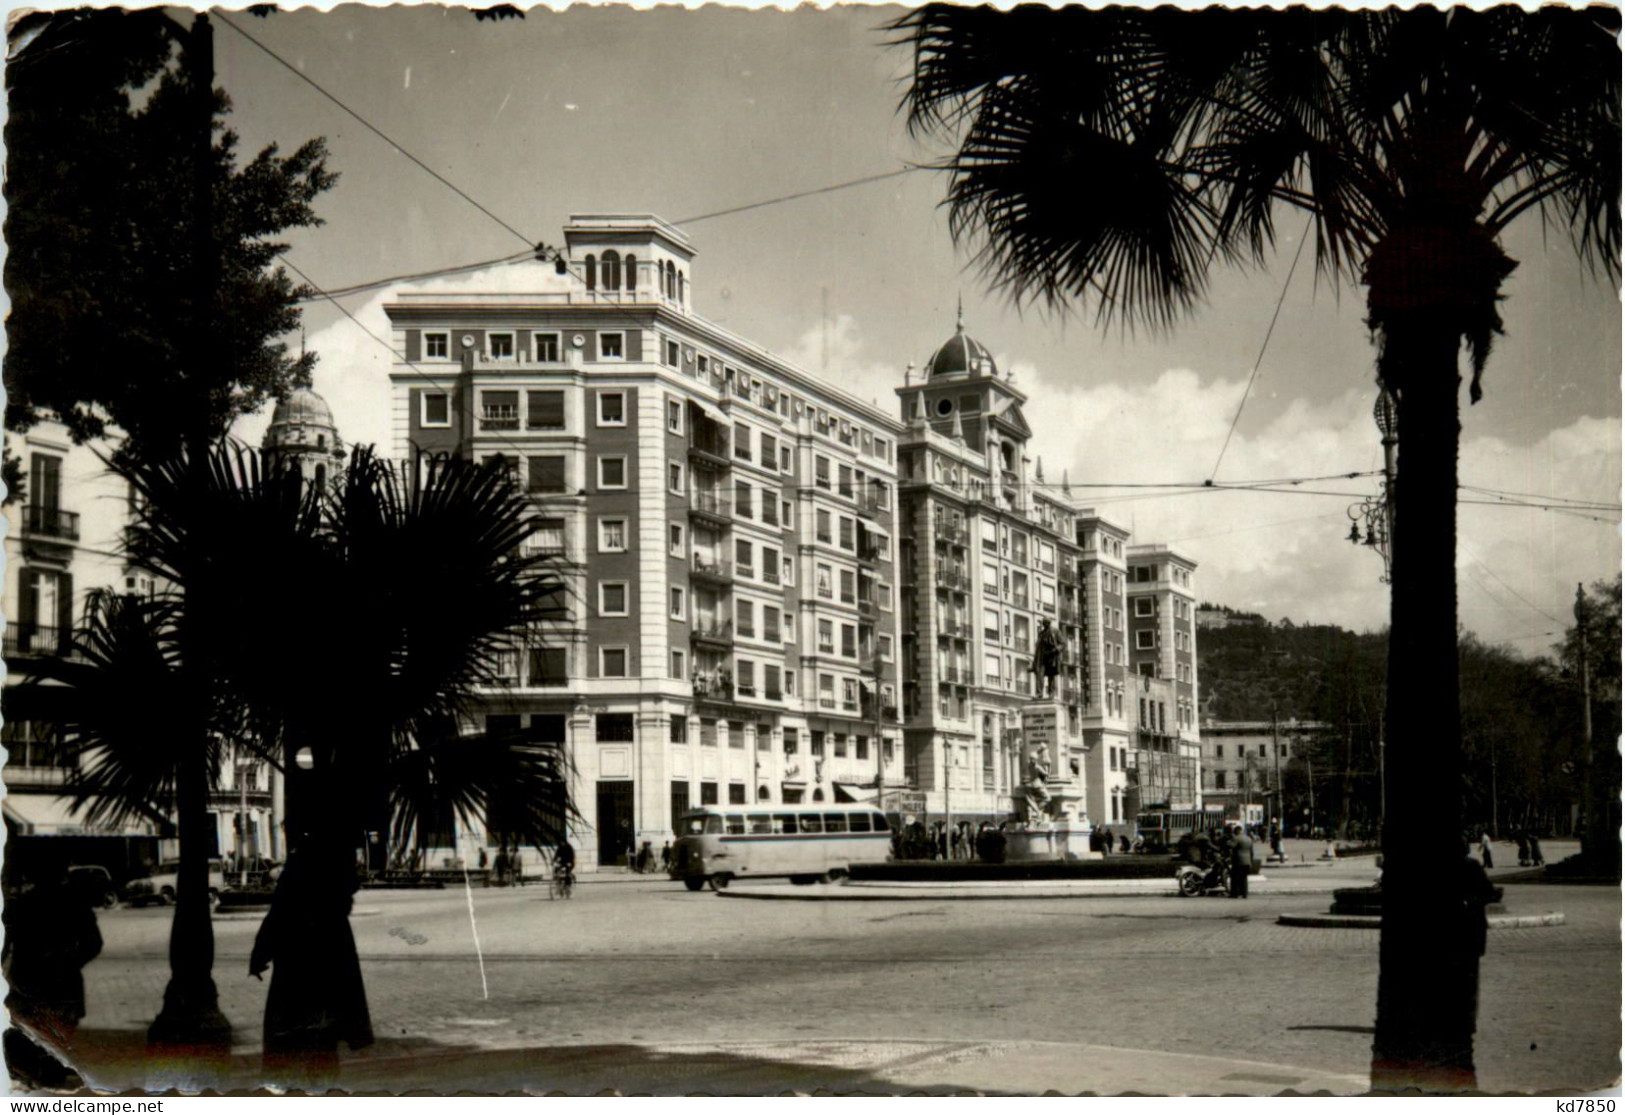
[
  {"x1": 725, "y1": 814, "x2": 746, "y2": 835},
  {"x1": 871, "y1": 812, "x2": 891, "y2": 832},
  {"x1": 800, "y1": 814, "x2": 823, "y2": 834},
  {"x1": 772, "y1": 813, "x2": 797, "y2": 834},
  {"x1": 704, "y1": 815, "x2": 725, "y2": 835},
  {"x1": 748, "y1": 813, "x2": 773, "y2": 835},
  {"x1": 681, "y1": 814, "x2": 708, "y2": 836},
  {"x1": 823, "y1": 813, "x2": 848, "y2": 834},
  {"x1": 848, "y1": 812, "x2": 872, "y2": 833}
]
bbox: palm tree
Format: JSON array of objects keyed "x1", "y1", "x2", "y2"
[
  {"x1": 28, "y1": 443, "x2": 573, "y2": 1052},
  {"x1": 890, "y1": 5, "x2": 1619, "y2": 1091}
]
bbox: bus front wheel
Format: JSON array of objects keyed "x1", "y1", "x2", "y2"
[
  {"x1": 709, "y1": 874, "x2": 732, "y2": 891},
  {"x1": 683, "y1": 877, "x2": 707, "y2": 892}
]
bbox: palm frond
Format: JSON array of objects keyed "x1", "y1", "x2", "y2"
[{"x1": 385, "y1": 723, "x2": 577, "y2": 852}]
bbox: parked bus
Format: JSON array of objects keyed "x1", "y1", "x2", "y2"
[
  {"x1": 670, "y1": 804, "x2": 893, "y2": 891},
  {"x1": 1134, "y1": 808, "x2": 1226, "y2": 853}
]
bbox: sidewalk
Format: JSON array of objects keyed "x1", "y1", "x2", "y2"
[
  {"x1": 713, "y1": 871, "x2": 1371, "y2": 901},
  {"x1": 50, "y1": 1031, "x2": 1372, "y2": 1096}
]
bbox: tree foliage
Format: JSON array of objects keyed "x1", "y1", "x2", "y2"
[{"x1": 3, "y1": 9, "x2": 336, "y2": 454}]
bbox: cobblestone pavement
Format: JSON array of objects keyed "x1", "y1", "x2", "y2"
[{"x1": 65, "y1": 877, "x2": 1618, "y2": 1096}]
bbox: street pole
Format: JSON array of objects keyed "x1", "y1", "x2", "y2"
[
  {"x1": 237, "y1": 752, "x2": 249, "y2": 887},
  {"x1": 1307, "y1": 759, "x2": 1316, "y2": 835},
  {"x1": 1271, "y1": 705, "x2": 1281, "y2": 834},
  {"x1": 943, "y1": 737, "x2": 953, "y2": 857},
  {"x1": 1575, "y1": 583, "x2": 1596, "y2": 860}
]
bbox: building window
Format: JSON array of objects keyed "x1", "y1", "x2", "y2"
[
  {"x1": 818, "y1": 676, "x2": 835, "y2": 709},
  {"x1": 424, "y1": 332, "x2": 449, "y2": 359},
  {"x1": 598, "y1": 518, "x2": 627, "y2": 552},
  {"x1": 736, "y1": 661, "x2": 756, "y2": 698},
  {"x1": 488, "y1": 332, "x2": 515, "y2": 360},
  {"x1": 664, "y1": 338, "x2": 680, "y2": 367},
  {"x1": 842, "y1": 679, "x2": 859, "y2": 711},
  {"x1": 735, "y1": 480, "x2": 753, "y2": 519},
  {"x1": 598, "y1": 456, "x2": 628, "y2": 489},
  {"x1": 818, "y1": 619, "x2": 834, "y2": 653},
  {"x1": 533, "y1": 332, "x2": 561, "y2": 362},
  {"x1": 599, "y1": 332, "x2": 625, "y2": 360},
  {"x1": 700, "y1": 782, "x2": 718, "y2": 805},
  {"x1": 600, "y1": 647, "x2": 629, "y2": 677},
  {"x1": 671, "y1": 715, "x2": 688, "y2": 743},
  {"x1": 816, "y1": 510, "x2": 832, "y2": 544},
  {"x1": 671, "y1": 648, "x2": 686, "y2": 679},
  {"x1": 596, "y1": 713, "x2": 635, "y2": 742},
  {"x1": 839, "y1": 517, "x2": 855, "y2": 550},
  {"x1": 734, "y1": 424, "x2": 752, "y2": 462},
  {"x1": 598, "y1": 392, "x2": 627, "y2": 426},
  {"x1": 667, "y1": 398, "x2": 683, "y2": 434},
  {"x1": 728, "y1": 784, "x2": 748, "y2": 805},
  {"x1": 841, "y1": 624, "x2": 856, "y2": 658},
  {"x1": 816, "y1": 565, "x2": 833, "y2": 599},
  {"x1": 528, "y1": 390, "x2": 566, "y2": 430},
  {"x1": 528, "y1": 456, "x2": 567, "y2": 494},
  {"x1": 1215, "y1": 770, "x2": 1227, "y2": 790},
  {"x1": 735, "y1": 539, "x2": 754, "y2": 577},
  {"x1": 669, "y1": 523, "x2": 685, "y2": 557},
  {"x1": 669, "y1": 461, "x2": 685, "y2": 494},
  {"x1": 529, "y1": 647, "x2": 567, "y2": 686},
  {"x1": 670, "y1": 586, "x2": 686, "y2": 620},
  {"x1": 815, "y1": 456, "x2": 831, "y2": 489},
  {"x1": 599, "y1": 582, "x2": 629, "y2": 616},
  {"x1": 1215, "y1": 745, "x2": 1224, "y2": 758},
  {"x1": 839, "y1": 570, "x2": 856, "y2": 604},
  {"x1": 1134, "y1": 597, "x2": 1155, "y2": 617},
  {"x1": 1136, "y1": 630, "x2": 1156, "y2": 650},
  {"x1": 879, "y1": 634, "x2": 894, "y2": 661},
  {"x1": 420, "y1": 391, "x2": 451, "y2": 428}
]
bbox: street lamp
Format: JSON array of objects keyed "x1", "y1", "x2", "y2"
[{"x1": 1347, "y1": 386, "x2": 1398, "y2": 584}]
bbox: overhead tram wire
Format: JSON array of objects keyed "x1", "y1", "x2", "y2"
[
  {"x1": 216, "y1": 12, "x2": 534, "y2": 249},
  {"x1": 1208, "y1": 213, "x2": 1314, "y2": 484},
  {"x1": 1456, "y1": 537, "x2": 1568, "y2": 626}
]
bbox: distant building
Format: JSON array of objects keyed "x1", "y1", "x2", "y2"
[
  {"x1": 1198, "y1": 718, "x2": 1332, "y2": 823},
  {"x1": 1195, "y1": 604, "x2": 1267, "y2": 630},
  {"x1": 263, "y1": 386, "x2": 347, "y2": 490}
]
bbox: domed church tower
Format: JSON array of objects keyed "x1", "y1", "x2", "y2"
[{"x1": 262, "y1": 387, "x2": 347, "y2": 491}]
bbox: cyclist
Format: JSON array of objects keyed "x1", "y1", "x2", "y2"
[{"x1": 553, "y1": 840, "x2": 576, "y2": 891}]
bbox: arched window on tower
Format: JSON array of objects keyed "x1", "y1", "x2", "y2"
[
  {"x1": 315, "y1": 463, "x2": 327, "y2": 490},
  {"x1": 678, "y1": 269, "x2": 686, "y2": 306},
  {"x1": 664, "y1": 260, "x2": 676, "y2": 300},
  {"x1": 584, "y1": 253, "x2": 597, "y2": 292},
  {"x1": 625, "y1": 254, "x2": 637, "y2": 293},
  {"x1": 602, "y1": 250, "x2": 621, "y2": 291},
  {"x1": 317, "y1": 434, "x2": 327, "y2": 450}
]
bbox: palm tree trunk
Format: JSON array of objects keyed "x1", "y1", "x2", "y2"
[
  {"x1": 1371, "y1": 321, "x2": 1477, "y2": 1091},
  {"x1": 147, "y1": 739, "x2": 231, "y2": 1053}
]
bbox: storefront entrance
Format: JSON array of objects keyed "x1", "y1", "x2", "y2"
[{"x1": 596, "y1": 780, "x2": 634, "y2": 867}]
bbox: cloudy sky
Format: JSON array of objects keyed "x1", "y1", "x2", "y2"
[{"x1": 205, "y1": 3, "x2": 1620, "y2": 649}]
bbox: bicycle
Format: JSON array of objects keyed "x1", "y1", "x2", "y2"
[{"x1": 550, "y1": 867, "x2": 575, "y2": 900}]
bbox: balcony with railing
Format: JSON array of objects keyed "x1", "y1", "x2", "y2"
[
  {"x1": 1059, "y1": 603, "x2": 1080, "y2": 624},
  {"x1": 941, "y1": 665, "x2": 960, "y2": 683},
  {"x1": 691, "y1": 618, "x2": 733, "y2": 646},
  {"x1": 479, "y1": 406, "x2": 520, "y2": 432},
  {"x1": 932, "y1": 520, "x2": 967, "y2": 546},
  {"x1": 819, "y1": 694, "x2": 838, "y2": 709},
  {"x1": 688, "y1": 428, "x2": 732, "y2": 467},
  {"x1": 1014, "y1": 636, "x2": 1032, "y2": 653},
  {"x1": 4, "y1": 623, "x2": 79, "y2": 659},
  {"x1": 1012, "y1": 593, "x2": 1031, "y2": 610},
  {"x1": 21, "y1": 506, "x2": 80, "y2": 543},
  {"x1": 689, "y1": 491, "x2": 733, "y2": 523},
  {"x1": 691, "y1": 556, "x2": 733, "y2": 583},
  {"x1": 693, "y1": 671, "x2": 734, "y2": 702},
  {"x1": 763, "y1": 568, "x2": 782, "y2": 587}
]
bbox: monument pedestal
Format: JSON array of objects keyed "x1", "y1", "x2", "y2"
[{"x1": 1010, "y1": 698, "x2": 1096, "y2": 861}]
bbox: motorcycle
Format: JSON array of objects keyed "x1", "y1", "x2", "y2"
[{"x1": 1175, "y1": 860, "x2": 1230, "y2": 897}]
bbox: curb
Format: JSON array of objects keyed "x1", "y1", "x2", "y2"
[{"x1": 1276, "y1": 911, "x2": 1568, "y2": 930}]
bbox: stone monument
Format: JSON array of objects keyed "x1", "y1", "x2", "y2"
[{"x1": 1005, "y1": 696, "x2": 1096, "y2": 861}]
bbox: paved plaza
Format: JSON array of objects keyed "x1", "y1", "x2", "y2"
[{"x1": 46, "y1": 844, "x2": 1622, "y2": 1095}]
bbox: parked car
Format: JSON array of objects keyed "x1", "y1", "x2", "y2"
[
  {"x1": 124, "y1": 860, "x2": 225, "y2": 909},
  {"x1": 68, "y1": 865, "x2": 119, "y2": 909}
]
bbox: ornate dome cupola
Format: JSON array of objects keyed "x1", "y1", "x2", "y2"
[
  {"x1": 925, "y1": 300, "x2": 999, "y2": 381},
  {"x1": 262, "y1": 386, "x2": 346, "y2": 492}
]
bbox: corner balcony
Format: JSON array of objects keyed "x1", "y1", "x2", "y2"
[
  {"x1": 688, "y1": 432, "x2": 732, "y2": 468},
  {"x1": 689, "y1": 492, "x2": 733, "y2": 525},
  {"x1": 691, "y1": 557, "x2": 733, "y2": 584},
  {"x1": 4, "y1": 623, "x2": 79, "y2": 659},
  {"x1": 691, "y1": 619, "x2": 733, "y2": 647},
  {"x1": 21, "y1": 506, "x2": 80, "y2": 542},
  {"x1": 693, "y1": 673, "x2": 735, "y2": 703}
]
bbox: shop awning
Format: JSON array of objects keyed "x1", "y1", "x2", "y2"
[
  {"x1": 2, "y1": 793, "x2": 159, "y2": 837},
  {"x1": 833, "y1": 783, "x2": 880, "y2": 803}
]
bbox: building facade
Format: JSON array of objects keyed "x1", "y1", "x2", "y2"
[
  {"x1": 1198, "y1": 718, "x2": 1331, "y2": 824},
  {"x1": 385, "y1": 215, "x2": 906, "y2": 869},
  {"x1": 383, "y1": 213, "x2": 1207, "y2": 869}
]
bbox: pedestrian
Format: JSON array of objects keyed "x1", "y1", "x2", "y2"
[
  {"x1": 1515, "y1": 830, "x2": 1530, "y2": 867},
  {"x1": 2, "y1": 853, "x2": 103, "y2": 1088},
  {"x1": 478, "y1": 847, "x2": 488, "y2": 871},
  {"x1": 1229, "y1": 826, "x2": 1254, "y2": 899},
  {"x1": 251, "y1": 843, "x2": 375, "y2": 1086},
  {"x1": 1528, "y1": 831, "x2": 1545, "y2": 866},
  {"x1": 1479, "y1": 831, "x2": 1494, "y2": 870},
  {"x1": 636, "y1": 840, "x2": 653, "y2": 874},
  {"x1": 660, "y1": 841, "x2": 673, "y2": 872},
  {"x1": 1119, "y1": 833, "x2": 1131, "y2": 854}
]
